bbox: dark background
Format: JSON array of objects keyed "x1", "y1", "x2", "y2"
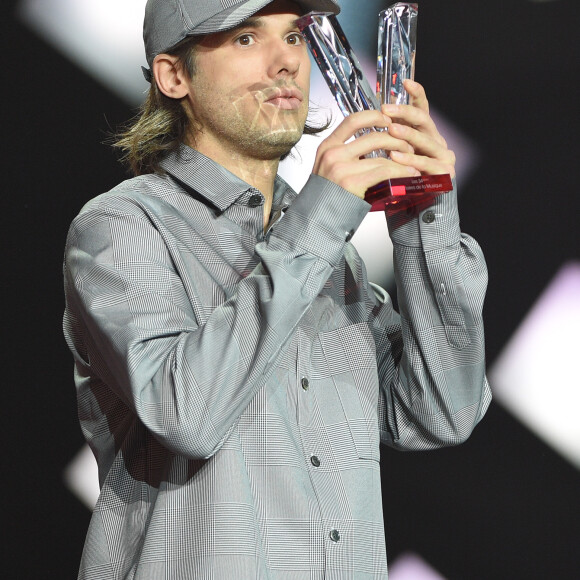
[{"x1": 3, "y1": 0, "x2": 579, "y2": 578}]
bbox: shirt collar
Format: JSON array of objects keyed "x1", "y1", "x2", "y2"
[{"x1": 159, "y1": 144, "x2": 298, "y2": 213}]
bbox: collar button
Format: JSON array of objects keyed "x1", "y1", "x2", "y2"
[{"x1": 248, "y1": 194, "x2": 263, "y2": 208}]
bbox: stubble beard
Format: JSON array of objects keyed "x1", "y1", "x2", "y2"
[
  {"x1": 237, "y1": 122, "x2": 305, "y2": 160},
  {"x1": 212, "y1": 103, "x2": 307, "y2": 161},
  {"x1": 190, "y1": 80, "x2": 308, "y2": 161}
]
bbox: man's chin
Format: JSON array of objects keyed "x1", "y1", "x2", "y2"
[{"x1": 251, "y1": 131, "x2": 304, "y2": 161}]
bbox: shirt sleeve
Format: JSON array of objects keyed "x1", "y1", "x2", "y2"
[
  {"x1": 368, "y1": 182, "x2": 491, "y2": 450},
  {"x1": 63, "y1": 175, "x2": 370, "y2": 461}
]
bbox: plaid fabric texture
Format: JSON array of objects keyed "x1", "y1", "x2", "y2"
[{"x1": 63, "y1": 144, "x2": 491, "y2": 579}]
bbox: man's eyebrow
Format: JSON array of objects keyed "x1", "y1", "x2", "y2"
[{"x1": 236, "y1": 16, "x2": 265, "y2": 29}]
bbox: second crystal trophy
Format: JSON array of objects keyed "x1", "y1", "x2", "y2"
[
  {"x1": 378, "y1": 2, "x2": 418, "y2": 106},
  {"x1": 298, "y1": 4, "x2": 453, "y2": 213}
]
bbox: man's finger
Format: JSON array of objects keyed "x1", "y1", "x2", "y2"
[
  {"x1": 403, "y1": 79, "x2": 429, "y2": 112},
  {"x1": 382, "y1": 103, "x2": 436, "y2": 134},
  {"x1": 325, "y1": 110, "x2": 391, "y2": 144},
  {"x1": 388, "y1": 122, "x2": 447, "y2": 151},
  {"x1": 390, "y1": 150, "x2": 456, "y2": 179},
  {"x1": 334, "y1": 130, "x2": 415, "y2": 160},
  {"x1": 318, "y1": 157, "x2": 422, "y2": 198}
]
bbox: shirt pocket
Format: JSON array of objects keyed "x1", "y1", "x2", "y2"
[{"x1": 318, "y1": 324, "x2": 381, "y2": 463}]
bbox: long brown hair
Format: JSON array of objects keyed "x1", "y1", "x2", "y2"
[
  {"x1": 113, "y1": 37, "x2": 330, "y2": 176},
  {"x1": 113, "y1": 38, "x2": 200, "y2": 176}
]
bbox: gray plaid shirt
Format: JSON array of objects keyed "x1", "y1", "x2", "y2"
[{"x1": 64, "y1": 144, "x2": 491, "y2": 579}]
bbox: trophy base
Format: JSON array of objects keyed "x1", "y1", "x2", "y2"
[{"x1": 365, "y1": 174, "x2": 453, "y2": 213}]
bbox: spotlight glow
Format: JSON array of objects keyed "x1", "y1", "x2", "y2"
[
  {"x1": 63, "y1": 444, "x2": 99, "y2": 509},
  {"x1": 18, "y1": 0, "x2": 148, "y2": 104},
  {"x1": 389, "y1": 552, "x2": 447, "y2": 580},
  {"x1": 490, "y1": 262, "x2": 580, "y2": 469}
]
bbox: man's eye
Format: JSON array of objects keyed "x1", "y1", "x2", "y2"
[
  {"x1": 286, "y1": 33, "x2": 303, "y2": 46},
  {"x1": 236, "y1": 34, "x2": 255, "y2": 46}
]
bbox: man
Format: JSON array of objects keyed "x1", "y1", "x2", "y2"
[{"x1": 63, "y1": 0, "x2": 491, "y2": 578}]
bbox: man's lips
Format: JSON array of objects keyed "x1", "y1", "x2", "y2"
[{"x1": 264, "y1": 88, "x2": 303, "y2": 110}]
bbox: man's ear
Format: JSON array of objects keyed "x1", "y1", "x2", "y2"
[{"x1": 153, "y1": 54, "x2": 190, "y2": 99}]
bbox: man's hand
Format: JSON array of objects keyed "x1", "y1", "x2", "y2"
[
  {"x1": 384, "y1": 80, "x2": 456, "y2": 181},
  {"x1": 313, "y1": 80, "x2": 456, "y2": 200}
]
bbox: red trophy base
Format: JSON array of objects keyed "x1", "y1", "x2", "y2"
[{"x1": 366, "y1": 174, "x2": 453, "y2": 213}]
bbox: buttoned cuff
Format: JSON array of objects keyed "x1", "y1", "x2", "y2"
[
  {"x1": 269, "y1": 174, "x2": 370, "y2": 267},
  {"x1": 386, "y1": 179, "x2": 461, "y2": 250}
]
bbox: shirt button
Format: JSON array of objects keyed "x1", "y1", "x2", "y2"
[
  {"x1": 310, "y1": 455, "x2": 321, "y2": 468},
  {"x1": 422, "y1": 210, "x2": 436, "y2": 224},
  {"x1": 248, "y1": 194, "x2": 263, "y2": 207},
  {"x1": 329, "y1": 529, "x2": 341, "y2": 543},
  {"x1": 301, "y1": 377, "x2": 310, "y2": 391},
  {"x1": 345, "y1": 229, "x2": 354, "y2": 242}
]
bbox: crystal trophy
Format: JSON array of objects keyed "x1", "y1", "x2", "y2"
[
  {"x1": 378, "y1": 2, "x2": 418, "y2": 105},
  {"x1": 295, "y1": 11, "x2": 386, "y2": 158},
  {"x1": 298, "y1": 5, "x2": 453, "y2": 213}
]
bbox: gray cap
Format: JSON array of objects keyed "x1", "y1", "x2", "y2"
[{"x1": 144, "y1": 0, "x2": 341, "y2": 68}]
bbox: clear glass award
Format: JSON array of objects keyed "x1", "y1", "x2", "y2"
[
  {"x1": 298, "y1": 5, "x2": 453, "y2": 213},
  {"x1": 378, "y1": 3, "x2": 418, "y2": 106},
  {"x1": 296, "y1": 11, "x2": 386, "y2": 159}
]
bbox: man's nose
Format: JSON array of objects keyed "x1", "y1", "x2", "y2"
[{"x1": 267, "y1": 41, "x2": 301, "y2": 79}]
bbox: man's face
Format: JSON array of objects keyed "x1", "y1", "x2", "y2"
[{"x1": 184, "y1": 0, "x2": 311, "y2": 162}]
